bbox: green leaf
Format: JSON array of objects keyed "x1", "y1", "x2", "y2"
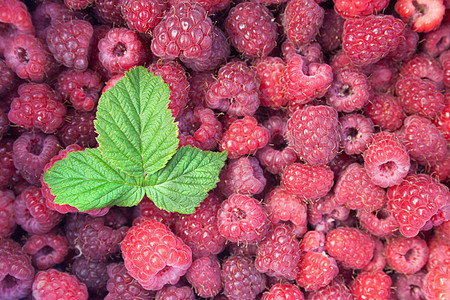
[
  {"x1": 43, "y1": 149, "x2": 145, "y2": 211},
  {"x1": 144, "y1": 146, "x2": 227, "y2": 214},
  {"x1": 95, "y1": 66, "x2": 179, "y2": 178}
]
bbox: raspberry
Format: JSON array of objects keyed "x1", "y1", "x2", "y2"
[
  {"x1": 206, "y1": 61, "x2": 260, "y2": 117},
  {"x1": 23, "y1": 232, "x2": 69, "y2": 270},
  {"x1": 325, "y1": 227, "x2": 375, "y2": 269},
  {"x1": 422, "y1": 24, "x2": 450, "y2": 57},
  {"x1": 0, "y1": 139, "x2": 16, "y2": 189},
  {"x1": 367, "y1": 60, "x2": 399, "y2": 93},
  {"x1": 362, "y1": 238, "x2": 387, "y2": 273},
  {"x1": 0, "y1": 238, "x2": 35, "y2": 299},
  {"x1": 121, "y1": 0, "x2": 167, "y2": 34},
  {"x1": 174, "y1": 194, "x2": 226, "y2": 258},
  {"x1": 177, "y1": 106, "x2": 222, "y2": 150},
  {"x1": 401, "y1": 53, "x2": 445, "y2": 89},
  {"x1": 46, "y1": 19, "x2": 94, "y2": 72},
  {"x1": 434, "y1": 220, "x2": 450, "y2": 244},
  {"x1": 350, "y1": 270, "x2": 392, "y2": 300},
  {"x1": 357, "y1": 206, "x2": 399, "y2": 238},
  {"x1": 283, "y1": 0, "x2": 324, "y2": 46},
  {"x1": 133, "y1": 195, "x2": 177, "y2": 230},
  {"x1": 121, "y1": 219, "x2": 192, "y2": 290},
  {"x1": 8, "y1": 83, "x2": 66, "y2": 134},
  {"x1": 72, "y1": 255, "x2": 109, "y2": 291},
  {"x1": 334, "y1": 163, "x2": 386, "y2": 212},
  {"x1": 0, "y1": 189, "x2": 15, "y2": 238},
  {"x1": 261, "y1": 283, "x2": 304, "y2": 300},
  {"x1": 0, "y1": 0, "x2": 35, "y2": 53},
  {"x1": 333, "y1": 0, "x2": 389, "y2": 18},
  {"x1": 221, "y1": 255, "x2": 266, "y2": 300},
  {"x1": 308, "y1": 278, "x2": 352, "y2": 300},
  {"x1": 93, "y1": 0, "x2": 125, "y2": 27},
  {"x1": 339, "y1": 113, "x2": 374, "y2": 155},
  {"x1": 397, "y1": 115, "x2": 447, "y2": 166},
  {"x1": 387, "y1": 174, "x2": 449, "y2": 238},
  {"x1": 55, "y1": 69, "x2": 103, "y2": 111},
  {"x1": 255, "y1": 57, "x2": 287, "y2": 109},
  {"x1": 219, "y1": 116, "x2": 269, "y2": 159},
  {"x1": 308, "y1": 193, "x2": 350, "y2": 232},
  {"x1": 364, "y1": 93, "x2": 405, "y2": 131},
  {"x1": 13, "y1": 132, "x2": 60, "y2": 186},
  {"x1": 4, "y1": 34, "x2": 56, "y2": 83},
  {"x1": 395, "y1": 76, "x2": 445, "y2": 119},
  {"x1": 56, "y1": 109, "x2": 98, "y2": 148},
  {"x1": 218, "y1": 156, "x2": 266, "y2": 197},
  {"x1": 329, "y1": 152, "x2": 357, "y2": 178},
  {"x1": 155, "y1": 285, "x2": 195, "y2": 299},
  {"x1": 392, "y1": 271, "x2": 427, "y2": 300},
  {"x1": 32, "y1": 269, "x2": 88, "y2": 300},
  {"x1": 187, "y1": 72, "x2": 214, "y2": 108},
  {"x1": 296, "y1": 251, "x2": 339, "y2": 292},
  {"x1": 424, "y1": 265, "x2": 450, "y2": 300},
  {"x1": 148, "y1": 61, "x2": 189, "y2": 119},
  {"x1": 386, "y1": 26, "x2": 420, "y2": 62},
  {"x1": 168, "y1": 0, "x2": 230, "y2": 14},
  {"x1": 105, "y1": 263, "x2": 153, "y2": 299},
  {"x1": 282, "y1": 41, "x2": 325, "y2": 65},
  {"x1": 300, "y1": 230, "x2": 325, "y2": 252},
  {"x1": 427, "y1": 237, "x2": 450, "y2": 271},
  {"x1": 385, "y1": 236, "x2": 429, "y2": 274},
  {"x1": 224, "y1": 2, "x2": 277, "y2": 58},
  {"x1": 395, "y1": 0, "x2": 445, "y2": 32},
  {"x1": 0, "y1": 59, "x2": 18, "y2": 98},
  {"x1": 185, "y1": 255, "x2": 222, "y2": 298},
  {"x1": 282, "y1": 163, "x2": 334, "y2": 202},
  {"x1": 217, "y1": 194, "x2": 269, "y2": 243},
  {"x1": 363, "y1": 131, "x2": 410, "y2": 188},
  {"x1": 151, "y1": 2, "x2": 213, "y2": 63},
  {"x1": 286, "y1": 105, "x2": 341, "y2": 166},
  {"x1": 14, "y1": 185, "x2": 63, "y2": 235},
  {"x1": 326, "y1": 68, "x2": 371, "y2": 113},
  {"x1": 342, "y1": 15, "x2": 405, "y2": 66},
  {"x1": 434, "y1": 93, "x2": 450, "y2": 141},
  {"x1": 255, "y1": 224, "x2": 302, "y2": 280},
  {"x1": 283, "y1": 54, "x2": 333, "y2": 105},
  {"x1": 317, "y1": 9, "x2": 345, "y2": 54}
]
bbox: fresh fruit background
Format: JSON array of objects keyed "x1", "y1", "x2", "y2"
[{"x1": 0, "y1": 0, "x2": 449, "y2": 299}]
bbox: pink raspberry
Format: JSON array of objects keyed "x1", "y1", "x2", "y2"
[
  {"x1": 133, "y1": 195, "x2": 176, "y2": 230},
  {"x1": 300, "y1": 230, "x2": 325, "y2": 252},
  {"x1": 121, "y1": 219, "x2": 192, "y2": 290},
  {"x1": 283, "y1": 0, "x2": 324, "y2": 46},
  {"x1": 255, "y1": 56, "x2": 287, "y2": 109},
  {"x1": 217, "y1": 194, "x2": 269, "y2": 243},
  {"x1": 0, "y1": 0, "x2": 35, "y2": 53},
  {"x1": 342, "y1": 15, "x2": 405, "y2": 66},
  {"x1": 296, "y1": 251, "x2": 339, "y2": 292},
  {"x1": 333, "y1": 0, "x2": 389, "y2": 18},
  {"x1": 224, "y1": 2, "x2": 277, "y2": 58},
  {"x1": 363, "y1": 131, "x2": 410, "y2": 188},
  {"x1": 0, "y1": 189, "x2": 15, "y2": 238},
  {"x1": 185, "y1": 255, "x2": 222, "y2": 298},
  {"x1": 424, "y1": 265, "x2": 450, "y2": 300},
  {"x1": 385, "y1": 236, "x2": 429, "y2": 274},
  {"x1": 422, "y1": 24, "x2": 450, "y2": 57},
  {"x1": 23, "y1": 232, "x2": 69, "y2": 270},
  {"x1": 121, "y1": 0, "x2": 167, "y2": 34},
  {"x1": 401, "y1": 53, "x2": 445, "y2": 89},
  {"x1": 219, "y1": 116, "x2": 270, "y2": 159},
  {"x1": 325, "y1": 227, "x2": 375, "y2": 269},
  {"x1": 32, "y1": 269, "x2": 88, "y2": 300},
  {"x1": 350, "y1": 270, "x2": 392, "y2": 300},
  {"x1": 317, "y1": 9, "x2": 345, "y2": 54},
  {"x1": 308, "y1": 278, "x2": 352, "y2": 300},
  {"x1": 357, "y1": 206, "x2": 399, "y2": 238},
  {"x1": 46, "y1": 19, "x2": 93, "y2": 72},
  {"x1": 282, "y1": 163, "x2": 334, "y2": 202},
  {"x1": 427, "y1": 237, "x2": 450, "y2": 271},
  {"x1": 387, "y1": 174, "x2": 449, "y2": 238},
  {"x1": 286, "y1": 105, "x2": 341, "y2": 165},
  {"x1": 283, "y1": 54, "x2": 333, "y2": 105},
  {"x1": 364, "y1": 93, "x2": 405, "y2": 131},
  {"x1": 148, "y1": 61, "x2": 189, "y2": 119},
  {"x1": 392, "y1": 271, "x2": 427, "y2": 300},
  {"x1": 206, "y1": 61, "x2": 260, "y2": 117},
  {"x1": 262, "y1": 284, "x2": 304, "y2": 300},
  {"x1": 255, "y1": 224, "x2": 302, "y2": 280},
  {"x1": 395, "y1": 0, "x2": 445, "y2": 32},
  {"x1": 105, "y1": 263, "x2": 153, "y2": 299},
  {"x1": 8, "y1": 83, "x2": 66, "y2": 134},
  {"x1": 57, "y1": 109, "x2": 98, "y2": 148},
  {"x1": 362, "y1": 238, "x2": 387, "y2": 273},
  {"x1": 339, "y1": 113, "x2": 374, "y2": 155},
  {"x1": 326, "y1": 68, "x2": 371, "y2": 113}
]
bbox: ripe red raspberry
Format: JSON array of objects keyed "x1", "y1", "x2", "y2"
[
  {"x1": 121, "y1": 219, "x2": 192, "y2": 290},
  {"x1": 397, "y1": 115, "x2": 447, "y2": 166},
  {"x1": 339, "y1": 113, "x2": 374, "y2": 155},
  {"x1": 121, "y1": 0, "x2": 167, "y2": 34},
  {"x1": 350, "y1": 270, "x2": 392, "y2": 300},
  {"x1": 358, "y1": 206, "x2": 399, "y2": 238},
  {"x1": 46, "y1": 19, "x2": 93, "y2": 72},
  {"x1": 217, "y1": 194, "x2": 269, "y2": 243},
  {"x1": 133, "y1": 195, "x2": 177, "y2": 230},
  {"x1": 424, "y1": 265, "x2": 450, "y2": 300},
  {"x1": 151, "y1": 2, "x2": 213, "y2": 63},
  {"x1": 0, "y1": 189, "x2": 15, "y2": 238},
  {"x1": 185, "y1": 255, "x2": 222, "y2": 298},
  {"x1": 98, "y1": 27, "x2": 148, "y2": 76},
  {"x1": 282, "y1": 163, "x2": 334, "y2": 202},
  {"x1": 427, "y1": 237, "x2": 450, "y2": 271},
  {"x1": 13, "y1": 132, "x2": 60, "y2": 186},
  {"x1": 326, "y1": 68, "x2": 370, "y2": 113},
  {"x1": 392, "y1": 271, "x2": 427, "y2": 300},
  {"x1": 342, "y1": 15, "x2": 405, "y2": 66},
  {"x1": 308, "y1": 278, "x2": 352, "y2": 300},
  {"x1": 206, "y1": 61, "x2": 260, "y2": 117},
  {"x1": 255, "y1": 57, "x2": 287, "y2": 109},
  {"x1": 318, "y1": 9, "x2": 345, "y2": 54},
  {"x1": 262, "y1": 283, "x2": 304, "y2": 300},
  {"x1": 385, "y1": 236, "x2": 429, "y2": 274},
  {"x1": 387, "y1": 174, "x2": 449, "y2": 238},
  {"x1": 8, "y1": 83, "x2": 66, "y2": 134},
  {"x1": 0, "y1": 0, "x2": 35, "y2": 53},
  {"x1": 333, "y1": 0, "x2": 389, "y2": 18},
  {"x1": 296, "y1": 251, "x2": 339, "y2": 292},
  {"x1": 93, "y1": 0, "x2": 125, "y2": 27},
  {"x1": 72, "y1": 256, "x2": 109, "y2": 292},
  {"x1": 221, "y1": 255, "x2": 266, "y2": 300},
  {"x1": 23, "y1": 232, "x2": 69, "y2": 270},
  {"x1": 401, "y1": 53, "x2": 445, "y2": 89},
  {"x1": 55, "y1": 69, "x2": 103, "y2": 111},
  {"x1": 224, "y1": 2, "x2": 277, "y2": 58},
  {"x1": 363, "y1": 132, "x2": 410, "y2": 188},
  {"x1": 105, "y1": 263, "x2": 154, "y2": 299},
  {"x1": 219, "y1": 116, "x2": 269, "y2": 159},
  {"x1": 300, "y1": 230, "x2": 325, "y2": 252},
  {"x1": 286, "y1": 105, "x2": 341, "y2": 165},
  {"x1": 283, "y1": 0, "x2": 324, "y2": 46},
  {"x1": 32, "y1": 269, "x2": 88, "y2": 300},
  {"x1": 325, "y1": 227, "x2": 375, "y2": 269},
  {"x1": 422, "y1": 24, "x2": 450, "y2": 57},
  {"x1": 57, "y1": 109, "x2": 98, "y2": 148},
  {"x1": 364, "y1": 93, "x2": 405, "y2": 131},
  {"x1": 395, "y1": 0, "x2": 445, "y2": 32},
  {"x1": 4, "y1": 34, "x2": 56, "y2": 83},
  {"x1": 148, "y1": 61, "x2": 189, "y2": 119}
]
